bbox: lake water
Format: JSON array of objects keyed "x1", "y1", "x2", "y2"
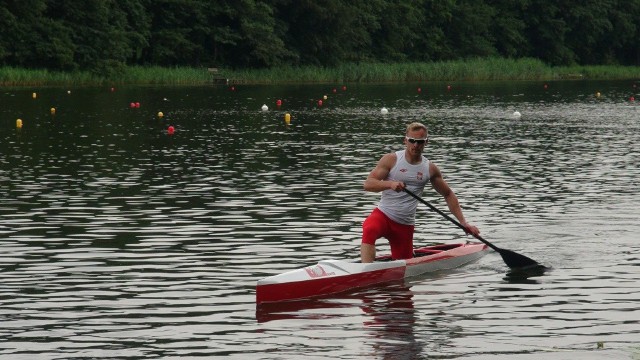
[{"x1": 0, "y1": 80, "x2": 639, "y2": 359}]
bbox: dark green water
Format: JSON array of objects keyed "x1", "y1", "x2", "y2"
[{"x1": 1, "y1": 81, "x2": 639, "y2": 359}]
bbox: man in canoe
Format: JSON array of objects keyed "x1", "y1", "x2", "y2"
[{"x1": 361, "y1": 122, "x2": 480, "y2": 262}]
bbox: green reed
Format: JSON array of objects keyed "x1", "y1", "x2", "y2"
[{"x1": 1, "y1": 58, "x2": 639, "y2": 86}]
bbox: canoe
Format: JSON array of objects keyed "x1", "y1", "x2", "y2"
[{"x1": 256, "y1": 242, "x2": 488, "y2": 304}]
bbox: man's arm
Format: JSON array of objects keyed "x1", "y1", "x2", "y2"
[{"x1": 363, "y1": 153, "x2": 404, "y2": 192}]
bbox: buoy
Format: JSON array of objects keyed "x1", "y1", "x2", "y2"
[
  {"x1": 261, "y1": 104, "x2": 268, "y2": 111},
  {"x1": 130, "y1": 102, "x2": 136, "y2": 108},
  {"x1": 16, "y1": 119, "x2": 23, "y2": 128},
  {"x1": 323, "y1": 95, "x2": 327, "y2": 100},
  {"x1": 276, "y1": 99, "x2": 282, "y2": 107},
  {"x1": 158, "y1": 111, "x2": 164, "y2": 118},
  {"x1": 67, "y1": 90, "x2": 71, "y2": 94},
  {"x1": 544, "y1": 84, "x2": 548, "y2": 89},
  {"x1": 318, "y1": 99, "x2": 323, "y2": 107},
  {"x1": 596, "y1": 92, "x2": 601, "y2": 98},
  {"x1": 513, "y1": 111, "x2": 521, "y2": 118},
  {"x1": 50, "y1": 107, "x2": 56, "y2": 115},
  {"x1": 342, "y1": 85, "x2": 347, "y2": 91},
  {"x1": 332, "y1": 88, "x2": 337, "y2": 93},
  {"x1": 284, "y1": 113, "x2": 291, "y2": 125},
  {"x1": 417, "y1": 87, "x2": 422, "y2": 93},
  {"x1": 631, "y1": 96, "x2": 635, "y2": 102},
  {"x1": 447, "y1": 85, "x2": 452, "y2": 91},
  {"x1": 381, "y1": 107, "x2": 388, "y2": 115},
  {"x1": 110, "y1": 87, "x2": 115, "y2": 92},
  {"x1": 32, "y1": 92, "x2": 37, "y2": 99},
  {"x1": 167, "y1": 126, "x2": 175, "y2": 135},
  {"x1": 135, "y1": 102, "x2": 140, "y2": 108},
  {"x1": 230, "y1": 86, "x2": 236, "y2": 91}
]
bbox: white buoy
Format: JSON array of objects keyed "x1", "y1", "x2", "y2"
[
  {"x1": 381, "y1": 107, "x2": 389, "y2": 115},
  {"x1": 261, "y1": 104, "x2": 268, "y2": 111},
  {"x1": 513, "y1": 111, "x2": 521, "y2": 118}
]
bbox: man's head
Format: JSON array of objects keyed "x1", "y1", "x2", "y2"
[{"x1": 404, "y1": 122, "x2": 428, "y2": 149}]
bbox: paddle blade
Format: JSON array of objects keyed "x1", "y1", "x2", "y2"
[{"x1": 497, "y1": 248, "x2": 541, "y2": 270}]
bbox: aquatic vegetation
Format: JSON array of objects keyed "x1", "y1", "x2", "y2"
[{"x1": 1, "y1": 58, "x2": 639, "y2": 86}]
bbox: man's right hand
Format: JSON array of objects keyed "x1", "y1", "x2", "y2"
[{"x1": 389, "y1": 181, "x2": 406, "y2": 192}]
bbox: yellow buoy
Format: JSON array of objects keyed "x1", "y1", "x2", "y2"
[
  {"x1": 596, "y1": 92, "x2": 601, "y2": 98},
  {"x1": 50, "y1": 107, "x2": 56, "y2": 115},
  {"x1": 284, "y1": 113, "x2": 291, "y2": 125},
  {"x1": 323, "y1": 95, "x2": 327, "y2": 100},
  {"x1": 16, "y1": 119, "x2": 23, "y2": 128},
  {"x1": 32, "y1": 92, "x2": 37, "y2": 99},
  {"x1": 158, "y1": 111, "x2": 164, "y2": 118}
]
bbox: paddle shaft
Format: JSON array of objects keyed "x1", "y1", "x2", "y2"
[{"x1": 403, "y1": 188, "x2": 501, "y2": 252}]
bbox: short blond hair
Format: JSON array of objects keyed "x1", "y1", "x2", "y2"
[{"x1": 406, "y1": 122, "x2": 427, "y2": 135}]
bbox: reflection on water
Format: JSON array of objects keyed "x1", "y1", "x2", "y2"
[{"x1": 1, "y1": 81, "x2": 639, "y2": 359}]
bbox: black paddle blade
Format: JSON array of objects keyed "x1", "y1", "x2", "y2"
[{"x1": 497, "y1": 248, "x2": 541, "y2": 270}]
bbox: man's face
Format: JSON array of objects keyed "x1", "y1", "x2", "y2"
[{"x1": 404, "y1": 129, "x2": 428, "y2": 154}]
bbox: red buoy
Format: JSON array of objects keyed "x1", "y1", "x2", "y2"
[{"x1": 167, "y1": 126, "x2": 175, "y2": 135}]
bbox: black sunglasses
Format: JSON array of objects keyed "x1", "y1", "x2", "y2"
[{"x1": 406, "y1": 136, "x2": 428, "y2": 145}]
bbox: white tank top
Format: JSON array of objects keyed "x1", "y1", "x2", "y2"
[{"x1": 378, "y1": 150, "x2": 430, "y2": 225}]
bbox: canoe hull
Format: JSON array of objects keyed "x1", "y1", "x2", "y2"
[{"x1": 256, "y1": 242, "x2": 488, "y2": 304}]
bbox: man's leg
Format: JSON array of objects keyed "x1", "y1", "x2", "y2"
[{"x1": 360, "y1": 243, "x2": 376, "y2": 263}]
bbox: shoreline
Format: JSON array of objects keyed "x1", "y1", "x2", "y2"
[{"x1": 1, "y1": 58, "x2": 639, "y2": 87}]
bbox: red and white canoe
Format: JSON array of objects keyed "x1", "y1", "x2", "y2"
[{"x1": 256, "y1": 242, "x2": 488, "y2": 304}]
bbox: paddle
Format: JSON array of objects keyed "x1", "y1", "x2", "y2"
[{"x1": 403, "y1": 188, "x2": 542, "y2": 270}]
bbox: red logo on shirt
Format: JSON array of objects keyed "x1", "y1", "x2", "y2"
[
  {"x1": 417, "y1": 171, "x2": 423, "y2": 180},
  {"x1": 399, "y1": 168, "x2": 407, "y2": 173}
]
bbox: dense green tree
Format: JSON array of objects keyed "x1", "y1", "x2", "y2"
[
  {"x1": 141, "y1": 0, "x2": 210, "y2": 66},
  {"x1": 0, "y1": 0, "x2": 638, "y2": 71},
  {"x1": 488, "y1": 0, "x2": 528, "y2": 58},
  {"x1": 444, "y1": 0, "x2": 497, "y2": 59},
  {"x1": 370, "y1": 0, "x2": 425, "y2": 62},
  {"x1": 413, "y1": 0, "x2": 455, "y2": 61},
  {"x1": 0, "y1": 0, "x2": 74, "y2": 69},
  {"x1": 229, "y1": 0, "x2": 297, "y2": 68},
  {"x1": 608, "y1": 0, "x2": 640, "y2": 65},
  {"x1": 523, "y1": 0, "x2": 576, "y2": 65},
  {"x1": 45, "y1": 0, "x2": 143, "y2": 74},
  {"x1": 277, "y1": 0, "x2": 382, "y2": 66}
]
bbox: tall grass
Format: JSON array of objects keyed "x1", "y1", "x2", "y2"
[{"x1": 1, "y1": 58, "x2": 638, "y2": 86}]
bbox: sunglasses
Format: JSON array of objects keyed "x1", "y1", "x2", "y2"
[{"x1": 406, "y1": 136, "x2": 428, "y2": 145}]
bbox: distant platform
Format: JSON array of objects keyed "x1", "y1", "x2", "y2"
[{"x1": 208, "y1": 67, "x2": 229, "y2": 85}]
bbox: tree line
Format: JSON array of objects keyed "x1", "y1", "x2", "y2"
[{"x1": 1, "y1": 0, "x2": 638, "y2": 76}]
